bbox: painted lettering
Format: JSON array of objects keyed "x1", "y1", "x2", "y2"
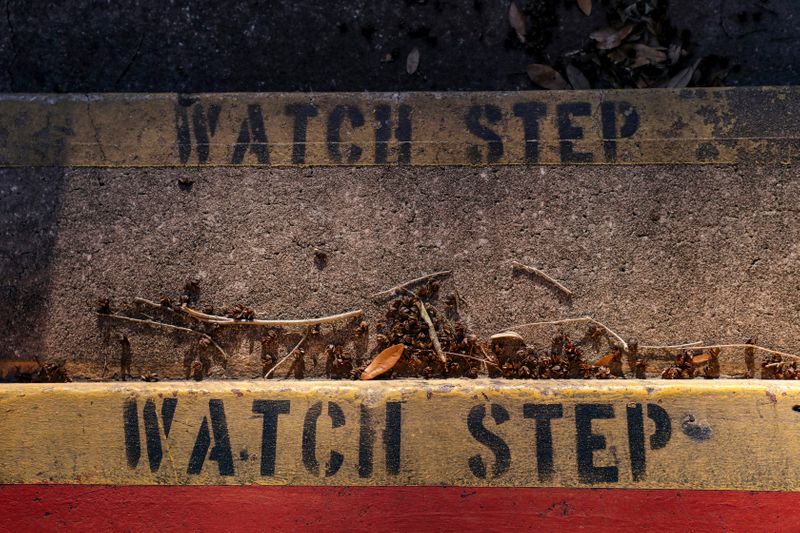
[
  {"x1": 522, "y1": 403, "x2": 563, "y2": 481},
  {"x1": 467, "y1": 404, "x2": 511, "y2": 479},
  {"x1": 575, "y1": 403, "x2": 618, "y2": 483},
  {"x1": 252, "y1": 399, "x2": 290, "y2": 476},
  {"x1": 557, "y1": 102, "x2": 593, "y2": 163},
  {"x1": 465, "y1": 104, "x2": 504, "y2": 164}
]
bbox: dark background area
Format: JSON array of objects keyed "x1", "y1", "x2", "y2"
[{"x1": 0, "y1": 0, "x2": 797, "y2": 93}]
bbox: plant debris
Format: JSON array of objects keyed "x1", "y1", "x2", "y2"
[
  {"x1": 406, "y1": 47, "x2": 420, "y2": 75},
  {"x1": 85, "y1": 271, "x2": 800, "y2": 381},
  {"x1": 360, "y1": 344, "x2": 404, "y2": 380},
  {"x1": 517, "y1": 0, "x2": 732, "y2": 90}
]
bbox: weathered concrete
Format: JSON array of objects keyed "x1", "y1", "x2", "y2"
[{"x1": 1, "y1": 163, "x2": 798, "y2": 379}]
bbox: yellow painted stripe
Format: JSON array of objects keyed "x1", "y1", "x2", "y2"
[
  {"x1": 0, "y1": 87, "x2": 798, "y2": 167},
  {"x1": 1, "y1": 379, "x2": 798, "y2": 490}
]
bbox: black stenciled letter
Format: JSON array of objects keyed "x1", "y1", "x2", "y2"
[
  {"x1": 252, "y1": 400, "x2": 290, "y2": 476},
  {"x1": 327, "y1": 105, "x2": 365, "y2": 164},
  {"x1": 557, "y1": 102, "x2": 593, "y2": 163},
  {"x1": 374, "y1": 105, "x2": 392, "y2": 164},
  {"x1": 466, "y1": 105, "x2": 504, "y2": 164},
  {"x1": 512, "y1": 102, "x2": 546, "y2": 164},
  {"x1": 523, "y1": 403, "x2": 563, "y2": 481},
  {"x1": 123, "y1": 398, "x2": 177, "y2": 471},
  {"x1": 384, "y1": 401, "x2": 403, "y2": 475},
  {"x1": 467, "y1": 404, "x2": 511, "y2": 479},
  {"x1": 302, "y1": 401, "x2": 346, "y2": 477},
  {"x1": 626, "y1": 403, "x2": 646, "y2": 481},
  {"x1": 123, "y1": 398, "x2": 141, "y2": 468},
  {"x1": 647, "y1": 403, "x2": 671, "y2": 450},
  {"x1": 374, "y1": 104, "x2": 413, "y2": 165},
  {"x1": 600, "y1": 101, "x2": 639, "y2": 162},
  {"x1": 358, "y1": 404, "x2": 376, "y2": 478},
  {"x1": 626, "y1": 403, "x2": 672, "y2": 482},
  {"x1": 187, "y1": 399, "x2": 234, "y2": 476},
  {"x1": 575, "y1": 403, "x2": 618, "y2": 483},
  {"x1": 175, "y1": 103, "x2": 221, "y2": 164},
  {"x1": 285, "y1": 103, "x2": 318, "y2": 164},
  {"x1": 231, "y1": 104, "x2": 270, "y2": 164}
]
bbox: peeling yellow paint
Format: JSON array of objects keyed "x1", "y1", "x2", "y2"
[
  {"x1": 1, "y1": 379, "x2": 799, "y2": 489},
  {"x1": 0, "y1": 88, "x2": 797, "y2": 167}
]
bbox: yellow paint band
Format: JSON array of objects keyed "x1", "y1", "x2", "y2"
[
  {"x1": 0, "y1": 87, "x2": 798, "y2": 167},
  {"x1": 1, "y1": 379, "x2": 798, "y2": 490}
]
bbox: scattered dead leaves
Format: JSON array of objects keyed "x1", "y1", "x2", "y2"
[{"x1": 590, "y1": 25, "x2": 634, "y2": 50}]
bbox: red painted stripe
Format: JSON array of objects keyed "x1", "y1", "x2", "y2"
[{"x1": 1, "y1": 485, "x2": 798, "y2": 533}]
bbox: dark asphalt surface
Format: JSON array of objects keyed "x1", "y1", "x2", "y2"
[{"x1": 0, "y1": 0, "x2": 797, "y2": 93}]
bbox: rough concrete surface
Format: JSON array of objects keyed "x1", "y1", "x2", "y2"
[
  {"x1": 0, "y1": 0, "x2": 798, "y2": 93},
  {"x1": 1, "y1": 164, "x2": 798, "y2": 379}
]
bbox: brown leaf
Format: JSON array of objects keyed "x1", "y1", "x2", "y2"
[
  {"x1": 631, "y1": 44, "x2": 667, "y2": 68},
  {"x1": 692, "y1": 353, "x2": 712, "y2": 364},
  {"x1": 593, "y1": 352, "x2": 617, "y2": 367},
  {"x1": 527, "y1": 64, "x2": 569, "y2": 90},
  {"x1": 509, "y1": 2, "x2": 526, "y2": 43},
  {"x1": 360, "y1": 344, "x2": 404, "y2": 380},
  {"x1": 665, "y1": 59, "x2": 701, "y2": 88},
  {"x1": 589, "y1": 24, "x2": 634, "y2": 50},
  {"x1": 566, "y1": 64, "x2": 590, "y2": 90},
  {"x1": 406, "y1": 47, "x2": 420, "y2": 75},
  {"x1": 576, "y1": 0, "x2": 592, "y2": 16}
]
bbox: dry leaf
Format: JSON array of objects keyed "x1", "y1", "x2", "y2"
[
  {"x1": 589, "y1": 24, "x2": 634, "y2": 50},
  {"x1": 566, "y1": 64, "x2": 590, "y2": 90},
  {"x1": 593, "y1": 352, "x2": 617, "y2": 367},
  {"x1": 576, "y1": 0, "x2": 592, "y2": 16},
  {"x1": 406, "y1": 47, "x2": 420, "y2": 75},
  {"x1": 667, "y1": 43, "x2": 682, "y2": 64},
  {"x1": 360, "y1": 344, "x2": 404, "y2": 380},
  {"x1": 631, "y1": 44, "x2": 667, "y2": 68},
  {"x1": 490, "y1": 331, "x2": 525, "y2": 343},
  {"x1": 692, "y1": 353, "x2": 712, "y2": 364},
  {"x1": 665, "y1": 59, "x2": 700, "y2": 88},
  {"x1": 509, "y1": 2, "x2": 526, "y2": 43},
  {"x1": 527, "y1": 64, "x2": 569, "y2": 90}
]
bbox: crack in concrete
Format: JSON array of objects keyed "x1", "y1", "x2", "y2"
[
  {"x1": 114, "y1": 33, "x2": 145, "y2": 90},
  {"x1": 85, "y1": 97, "x2": 107, "y2": 161}
]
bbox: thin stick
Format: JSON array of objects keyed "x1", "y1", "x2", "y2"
[
  {"x1": 264, "y1": 330, "x2": 309, "y2": 379},
  {"x1": 415, "y1": 300, "x2": 447, "y2": 364},
  {"x1": 640, "y1": 341, "x2": 703, "y2": 350},
  {"x1": 506, "y1": 315, "x2": 628, "y2": 351},
  {"x1": 370, "y1": 270, "x2": 452, "y2": 299},
  {"x1": 511, "y1": 261, "x2": 573, "y2": 297},
  {"x1": 683, "y1": 344, "x2": 800, "y2": 360},
  {"x1": 98, "y1": 313, "x2": 228, "y2": 361},
  {"x1": 179, "y1": 305, "x2": 363, "y2": 327},
  {"x1": 445, "y1": 351, "x2": 500, "y2": 369}
]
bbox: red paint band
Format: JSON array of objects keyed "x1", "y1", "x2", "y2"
[{"x1": 2, "y1": 485, "x2": 800, "y2": 532}]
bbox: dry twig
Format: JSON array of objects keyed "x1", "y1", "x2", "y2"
[
  {"x1": 180, "y1": 305, "x2": 363, "y2": 327},
  {"x1": 370, "y1": 270, "x2": 452, "y2": 299},
  {"x1": 653, "y1": 343, "x2": 800, "y2": 361},
  {"x1": 415, "y1": 300, "x2": 447, "y2": 364},
  {"x1": 640, "y1": 341, "x2": 703, "y2": 350},
  {"x1": 98, "y1": 313, "x2": 228, "y2": 362},
  {"x1": 511, "y1": 260, "x2": 573, "y2": 296},
  {"x1": 507, "y1": 315, "x2": 628, "y2": 351},
  {"x1": 264, "y1": 330, "x2": 309, "y2": 379}
]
